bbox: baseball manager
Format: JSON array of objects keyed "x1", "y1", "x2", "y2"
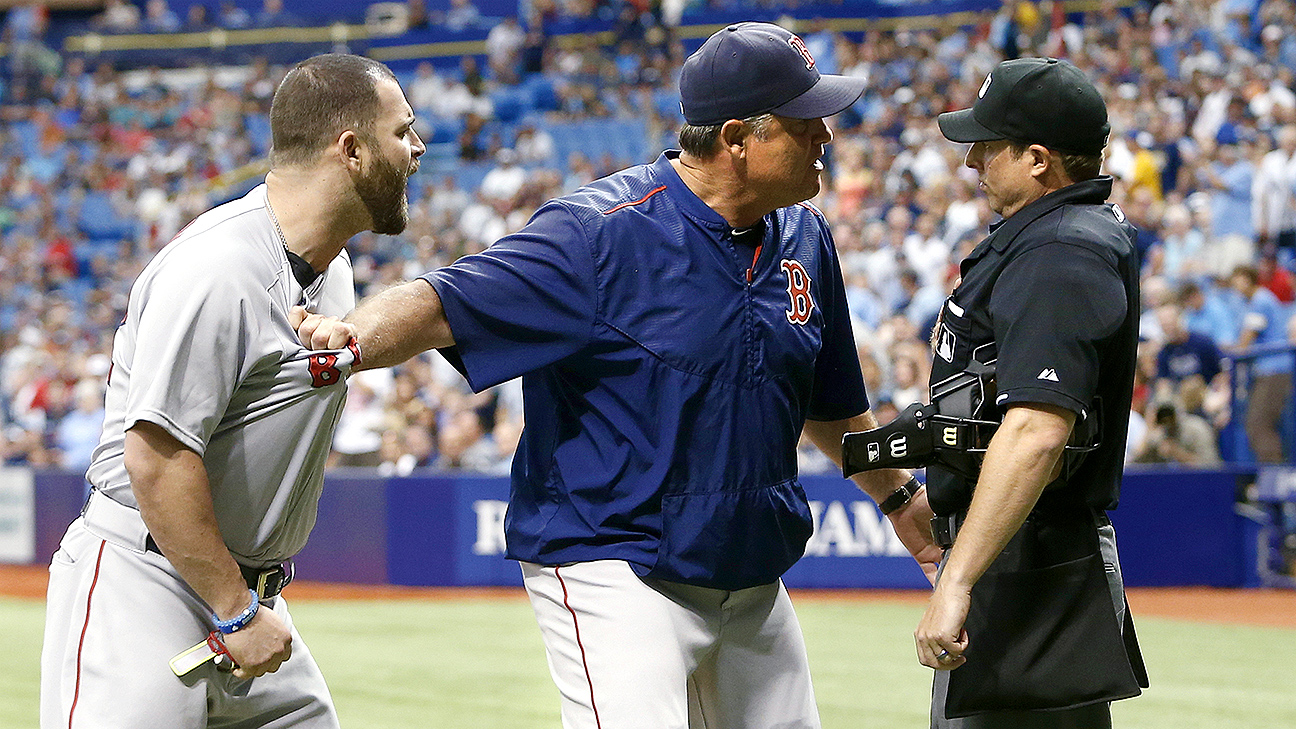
[{"x1": 297, "y1": 21, "x2": 940, "y2": 728}]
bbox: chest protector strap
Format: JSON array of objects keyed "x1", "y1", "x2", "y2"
[{"x1": 842, "y1": 359, "x2": 1100, "y2": 481}]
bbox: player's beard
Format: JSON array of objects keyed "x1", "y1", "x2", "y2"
[{"x1": 357, "y1": 151, "x2": 410, "y2": 235}]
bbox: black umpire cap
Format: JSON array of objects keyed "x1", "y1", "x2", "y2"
[
  {"x1": 679, "y1": 22, "x2": 867, "y2": 126},
  {"x1": 938, "y1": 57, "x2": 1110, "y2": 155}
]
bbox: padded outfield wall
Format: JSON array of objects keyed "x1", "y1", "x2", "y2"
[{"x1": 2, "y1": 466, "x2": 1259, "y2": 588}]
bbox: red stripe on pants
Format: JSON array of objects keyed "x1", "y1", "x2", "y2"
[
  {"x1": 69, "y1": 540, "x2": 107, "y2": 729},
  {"x1": 555, "y1": 566, "x2": 603, "y2": 729}
]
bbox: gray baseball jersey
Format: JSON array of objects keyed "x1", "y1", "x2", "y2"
[
  {"x1": 87, "y1": 183, "x2": 357, "y2": 564},
  {"x1": 41, "y1": 182, "x2": 355, "y2": 729}
]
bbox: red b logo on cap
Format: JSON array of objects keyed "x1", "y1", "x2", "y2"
[{"x1": 788, "y1": 35, "x2": 815, "y2": 70}]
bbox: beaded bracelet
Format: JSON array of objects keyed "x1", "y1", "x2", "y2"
[{"x1": 212, "y1": 589, "x2": 260, "y2": 635}]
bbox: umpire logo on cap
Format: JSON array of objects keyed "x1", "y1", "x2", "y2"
[{"x1": 938, "y1": 57, "x2": 1109, "y2": 155}]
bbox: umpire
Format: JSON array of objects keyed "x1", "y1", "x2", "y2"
[{"x1": 916, "y1": 57, "x2": 1149, "y2": 728}]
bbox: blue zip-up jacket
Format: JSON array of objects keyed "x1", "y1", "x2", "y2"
[{"x1": 424, "y1": 151, "x2": 867, "y2": 589}]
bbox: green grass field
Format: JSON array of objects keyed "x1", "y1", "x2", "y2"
[{"x1": 3, "y1": 594, "x2": 1293, "y2": 728}]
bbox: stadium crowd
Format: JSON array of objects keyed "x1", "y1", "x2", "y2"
[{"x1": 3, "y1": 0, "x2": 1296, "y2": 474}]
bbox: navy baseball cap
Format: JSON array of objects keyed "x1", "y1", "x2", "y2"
[
  {"x1": 938, "y1": 57, "x2": 1110, "y2": 155},
  {"x1": 680, "y1": 22, "x2": 867, "y2": 126}
]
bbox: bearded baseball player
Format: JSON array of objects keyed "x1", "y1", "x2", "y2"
[
  {"x1": 295, "y1": 22, "x2": 940, "y2": 728},
  {"x1": 40, "y1": 53, "x2": 423, "y2": 728}
]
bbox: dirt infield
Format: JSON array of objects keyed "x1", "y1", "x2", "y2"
[
  {"x1": 3, "y1": 563, "x2": 1293, "y2": 628},
  {"x1": 793, "y1": 587, "x2": 1296, "y2": 629}
]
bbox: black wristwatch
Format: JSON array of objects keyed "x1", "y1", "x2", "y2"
[{"x1": 879, "y1": 476, "x2": 921, "y2": 516}]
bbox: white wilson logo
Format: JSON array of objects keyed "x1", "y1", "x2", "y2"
[{"x1": 889, "y1": 435, "x2": 908, "y2": 459}]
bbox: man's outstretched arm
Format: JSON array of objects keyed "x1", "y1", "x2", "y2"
[
  {"x1": 803, "y1": 414, "x2": 941, "y2": 584},
  {"x1": 293, "y1": 279, "x2": 454, "y2": 371}
]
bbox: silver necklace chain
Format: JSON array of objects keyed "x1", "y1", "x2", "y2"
[
  {"x1": 268, "y1": 196, "x2": 323, "y2": 302},
  {"x1": 266, "y1": 198, "x2": 289, "y2": 251}
]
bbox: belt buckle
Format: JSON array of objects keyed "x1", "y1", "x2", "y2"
[
  {"x1": 254, "y1": 562, "x2": 294, "y2": 600},
  {"x1": 931, "y1": 515, "x2": 955, "y2": 550}
]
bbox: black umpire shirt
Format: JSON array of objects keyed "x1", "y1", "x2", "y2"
[{"x1": 926, "y1": 176, "x2": 1140, "y2": 518}]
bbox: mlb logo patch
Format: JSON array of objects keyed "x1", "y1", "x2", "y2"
[{"x1": 935, "y1": 325, "x2": 956, "y2": 363}]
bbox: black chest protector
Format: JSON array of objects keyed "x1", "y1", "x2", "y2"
[{"x1": 842, "y1": 348, "x2": 1101, "y2": 482}]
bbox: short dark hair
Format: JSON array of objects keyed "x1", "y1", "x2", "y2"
[
  {"x1": 270, "y1": 54, "x2": 397, "y2": 167},
  {"x1": 1231, "y1": 264, "x2": 1259, "y2": 285},
  {"x1": 678, "y1": 114, "x2": 774, "y2": 158},
  {"x1": 1007, "y1": 140, "x2": 1104, "y2": 183}
]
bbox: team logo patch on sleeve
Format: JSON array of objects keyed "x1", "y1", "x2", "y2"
[
  {"x1": 781, "y1": 259, "x2": 815, "y2": 325},
  {"x1": 309, "y1": 354, "x2": 342, "y2": 387},
  {"x1": 308, "y1": 339, "x2": 362, "y2": 388}
]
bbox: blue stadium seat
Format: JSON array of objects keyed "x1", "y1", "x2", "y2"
[
  {"x1": 524, "y1": 76, "x2": 559, "y2": 112},
  {"x1": 427, "y1": 116, "x2": 465, "y2": 145},
  {"x1": 453, "y1": 161, "x2": 494, "y2": 193},
  {"x1": 244, "y1": 113, "x2": 272, "y2": 157},
  {"x1": 421, "y1": 143, "x2": 460, "y2": 165},
  {"x1": 24, "y1": 149, "x2": 66, "y2": 184},
  {"x1": 75, "y1": 140, "x2": 98, "y2": 160},
  {"x1": 9, "y1": 120, "x2": 38, "y2": 157},
  {"x1": 653, "y1": 88, "x2": 683, "y2": 122},
  {"x1": 72, "y1": 242, "x2": 98, "y2": 276},
  {"x1": 53, "y1": 187, "x2": 78, "y2": 225},
  {"x1": 1155, "y1": 44, "x2": 1182, "y2": 80},
  {"x1": 531, "y1": 118, "x2": 652, "y2": 168},
  {"x1": 56, "y1": 278, "x2": 93, "y2": 307},
  {"x1": 490, "y1": 88, "x2": 527, "y2": 124},
  {"x1": 543, "y1": 122, "x2": 581, "y2": 163},
  {"x1": 608, "y1": 119, "x2": 648, "y2": 163},
  {"x1": 77, "y1": 192, "x2": 136, "y2": 242}
]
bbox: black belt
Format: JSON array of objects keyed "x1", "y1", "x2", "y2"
[
  {"x1": 144, "y1": 535, "x2": 294, "y2": 600},
  {"x1": 931, "y1": 507, "x2": 1110, "y2": 551}
]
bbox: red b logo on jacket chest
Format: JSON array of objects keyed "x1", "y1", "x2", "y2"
[{"x1": 781, "y1": 259, "x2": 815, "y2": 325}]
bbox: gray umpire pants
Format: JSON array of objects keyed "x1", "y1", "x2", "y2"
[{"x1": 930, "y1": 521, "x2": 1125, "y2": 729}]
